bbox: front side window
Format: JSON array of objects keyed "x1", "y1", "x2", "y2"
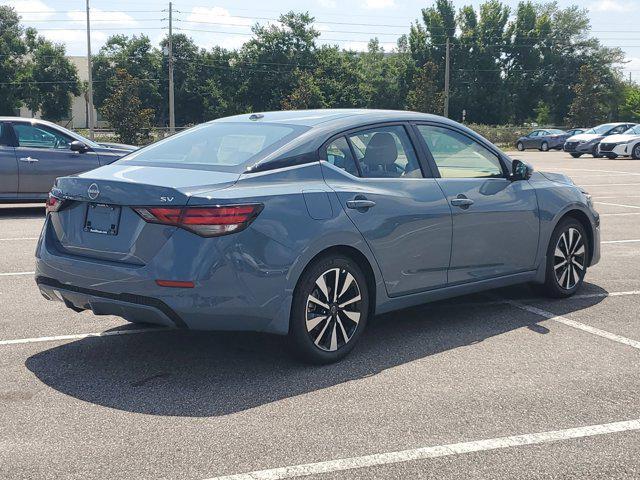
[
  {"x1": 324, "y1": 137, "x2": 359, "y2": 176},
  {"x1": 529, "y1": 131, "x2": 540, "y2": 137},
  {"x1": 13, "y1": 124, "x2": 72, "y2": 149},
  {"x1": 608, "y1": 125, "x2": 629, "y2": 135},
  {"x1": 347, "y1": 126, "x2": 422, "y2": 178},
  {"x1": 417, "y1": 125, "x2": 503, "y2": 179}
]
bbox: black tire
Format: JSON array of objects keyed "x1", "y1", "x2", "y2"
[
  {"x1": 632, "y1": 143, "x2": 640, "y2": 160},
  {"x1": 606, "y1": 154, "x2": 617, "y2": 159},
  {"x1": 289, "y1": 254, "x2": 370, "y2": 364},
  {"x1": 592, "y1": 145, "x2": 602, "y2": 158},
  {"x1": 541, "y1": 218, "x2": 589, "y2": 298},
  {"x1": 516, "y1": 142, "x2": 525, "y2": 151},
  {"x1": 540, "y1": 141, "x2": 549, "y2": 152},
  {"x1": 570, "y1": 153, "x2": 582, "y2": 158}
]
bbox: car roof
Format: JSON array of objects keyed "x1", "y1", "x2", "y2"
[
  {"x1": 213, "y1": 109, "x2": 459, "y2": 129},
  {"x1": 0, "y1": 117, "x2": 69, "y2": 130}
]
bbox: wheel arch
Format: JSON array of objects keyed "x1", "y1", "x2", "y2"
[
  {"x1": 291, "y1": 245, "x2": 379, "y2": 323},
  {"x1": 554, "y1": 208, "x2": 595, "y2": 266}
]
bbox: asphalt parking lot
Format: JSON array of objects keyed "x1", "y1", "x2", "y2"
[{"x1": 1, "y1": 150, "x2": 639, "y2": 480}]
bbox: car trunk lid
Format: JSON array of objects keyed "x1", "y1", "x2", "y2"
[{"x1": 49, "y1": 165, "x2": 239, "y2": 264}]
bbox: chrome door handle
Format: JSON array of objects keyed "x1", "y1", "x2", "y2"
[
  {"x1": 451, "y1": 196, "x2": 474, "y2": 208},
  {"x1": 19, "y1": 156, "x2": 39, "y2": 163},
  {"x1": 346, "y1": 199, "x2": 376, "y2": 210}
]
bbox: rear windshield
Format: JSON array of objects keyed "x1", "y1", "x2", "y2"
[{"x1": 119, "y1": 121, "x2": 306, "y2": 171}]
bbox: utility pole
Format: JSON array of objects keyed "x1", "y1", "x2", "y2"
[
  {"x1": 444, "y1": 37, "x2": 450, "y2": 118},
  {"x1": 86, "y1": 0, "x2": 95, "y2": 140},
  {"x1": 168, "y1": 1, "x2": 175, "y2": 134}
]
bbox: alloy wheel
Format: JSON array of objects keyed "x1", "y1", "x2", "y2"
[
  {"x1": 554, "y1": 227, "x2": 586, "y2": 290},
  {"x1": 541, "y1": 142, "x2": 549, "y2": 151},
  {"x1": 305, "y1": 268, "x2": 362, "y2": 352},
  {"x1": 633, "y1": 144, "x2": 640, "y2": 159}
]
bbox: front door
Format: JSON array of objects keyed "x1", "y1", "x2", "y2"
[
  {"x1": 415, "y1": 123, "x2": 539, "y2": 285},
  {"x1": 11, "y1": 122, "x2": 100, "y2": 195},
  {"x1": 321, "y1": 125, "x2": 452, "y2": 297},
  {"x1": 0, "y1": 123, "x2": 18, "y2": 196}
]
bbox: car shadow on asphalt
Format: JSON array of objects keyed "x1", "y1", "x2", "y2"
[{"x1": 25, "y1": 282, "x2": 609, "y2": 418}]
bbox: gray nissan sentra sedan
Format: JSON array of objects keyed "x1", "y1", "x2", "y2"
[{"x1": 35, "y1": 109, "x2": 600, "y2": 363}]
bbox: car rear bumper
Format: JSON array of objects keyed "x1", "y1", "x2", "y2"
[
  {"x1": 37, "y1": 277, "x2": 182, "y2": 328},
  {"x1": 35, "y1": 216, "x2": 293, "y2": 334}
]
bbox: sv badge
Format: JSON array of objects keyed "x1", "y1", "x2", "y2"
[{"x1": 160, "y1": 196, "x2": 175, "y2": 202}]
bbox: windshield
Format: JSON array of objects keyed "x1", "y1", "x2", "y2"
[
  {"x1": 119, "y1": 121, "x2": 306, "y2": 171},
  {"x1": 624, "y1": 125, "x2": 640, "y2": 135},
  {"x1": 547, "y1": 129, "x2": 565, "y2": 134},
  {"x1": 584, "y1": 124, "x2": 618, "y2": 135}
]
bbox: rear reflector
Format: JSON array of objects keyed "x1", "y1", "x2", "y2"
[
  {"x1": 133, "y1": 204, "x2": 263, "y2": 237},
  {"x1": 156, "y1": 280, "x2": 195, "y2": 288}
]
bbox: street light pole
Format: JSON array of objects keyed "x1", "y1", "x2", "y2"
[{"x1": 86, "y1": 0, "x2": 95, "y2": 140}]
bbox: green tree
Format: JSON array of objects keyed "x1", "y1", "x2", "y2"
[
  {"x1": 281, "y1": 69, "x2": 326, "y2": 109},
  {"x1": 0, "y1": 6, "x2": 27, "y2": 114},
  {"x1": 22, "y1": 33, "x2": 80, "y2": 121},
  {"x1": 92, "y1": 35, "x2": 161, "y2": 118},
  {"x1": 406, "y1": 61, "x2": 443, "y2": 113},
  {"x1": 620, "y1": 84, "x2": 640, "y2": 122},
  {"x1": 566, "y1": 64, "x2": 622, "y2": 126},
  {"x1": 100, "y1": 69, "x2": 154, "y2": 145},
  {"x1": 239, "y1": 12, "x2": 320, "y2": 112}
]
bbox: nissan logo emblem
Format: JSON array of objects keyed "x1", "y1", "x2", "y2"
[{"x1": 87, "y1": 183, "x2": 100, "y2": 200}]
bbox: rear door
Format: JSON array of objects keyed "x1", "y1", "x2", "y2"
[
  {"x1": 524, "y1": 131, "x2": 538, "y2": 149},
  {"x1": 0, "y1": 122, "x2": 18, "y2": 197},
  {"x1": 414, "y1": 123, "x2": 539, "y2": 285},
  {"x1": 321, "y1": 124, "x2": 452, "y2": 297},
  {"x1": 11, "y1": 122, "x2": 100, "y2": 195}
]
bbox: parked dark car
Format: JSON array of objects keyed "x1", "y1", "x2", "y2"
[
  {"x1": 36, "y1": 109, "x2": 600, "y2": 363},
  {"x1": 0, "y1": 118, "x2": 136, "y2": 202},
  {"x1": 516, "y1": 129, "x2": 571, "y2": 152},
  {"x1": 563, "y1": 123, "x2": 636, "y2": 158}
]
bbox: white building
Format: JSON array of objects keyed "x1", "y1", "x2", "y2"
[{"x1": 19, "y1": 56, "x2": 107, "y2": 129}]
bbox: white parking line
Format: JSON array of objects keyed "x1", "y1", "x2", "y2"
[
  {"x1": 600, "y1": 212, "x2": 640, "y2": 217},
  {"x1": 602, "y1": 239, "x2": 640, "y2": 244},
  {"x1": 0, "y1": 327, "x2": 170, "y2": 346},
  {"x1": 0, "y1": 271, "x2": 35, "y2": 277},
  {"x1": 0, "y1": 237, "x2": 38, "y2": 241},
  {"x1": 595, "y1": 195, "x2": 640, "y2": 199},
  {"x1": 557, "y1": 168, "x2": 640, "y2": 176},
  {"x1": 505, "y1": 300, "x2": 640, "y2": 351},
  {"x1": 203, "y1": 419, "x2": 640, "y2": 480},
  {"x1": 579, "y1": 183, "x2": 640, "y2": 187},
  {"x1": 597, "y1": 202, "x2": 640, "y2": 210}
]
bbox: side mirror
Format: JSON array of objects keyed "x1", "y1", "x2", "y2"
[
  {"x1": 70, "y1": 140, "x2": 89, "y2": 153},
  {"x1": 510, "y1": 159, "x2": 534, "y2": 181}
]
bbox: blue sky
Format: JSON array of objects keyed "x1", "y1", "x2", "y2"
[{"x1": 7, "y1": 0, "x2": 640, "y2": 79}]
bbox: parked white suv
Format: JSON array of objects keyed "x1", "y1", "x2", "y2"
[{"x1": 598, "y1": 125, "x2": 640, "y2": 159}]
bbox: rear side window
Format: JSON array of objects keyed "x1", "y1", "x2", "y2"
[
  {"x1": 347, "y1": 126, "x2": 422, "y2": 178},
  {"x1": 417, "y1": 125, "x2": 503, "y2": 179},
  {"x1": 122, "y1": 122, "x2": 304, "y2": 171},
  {"x1": 325, "y1": 137, "x2": 359, "y2": 176}
]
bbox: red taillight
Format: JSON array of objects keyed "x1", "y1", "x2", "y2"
[
  {"x1": 155, "y1": 280, "x2": 195, "y2": 288},
  {"x1": 45, "y1": 192, "x2": 65, "y2": 214},
  {"x1": 133, "y1": 204, "x2": 263, "y2": 237}
]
